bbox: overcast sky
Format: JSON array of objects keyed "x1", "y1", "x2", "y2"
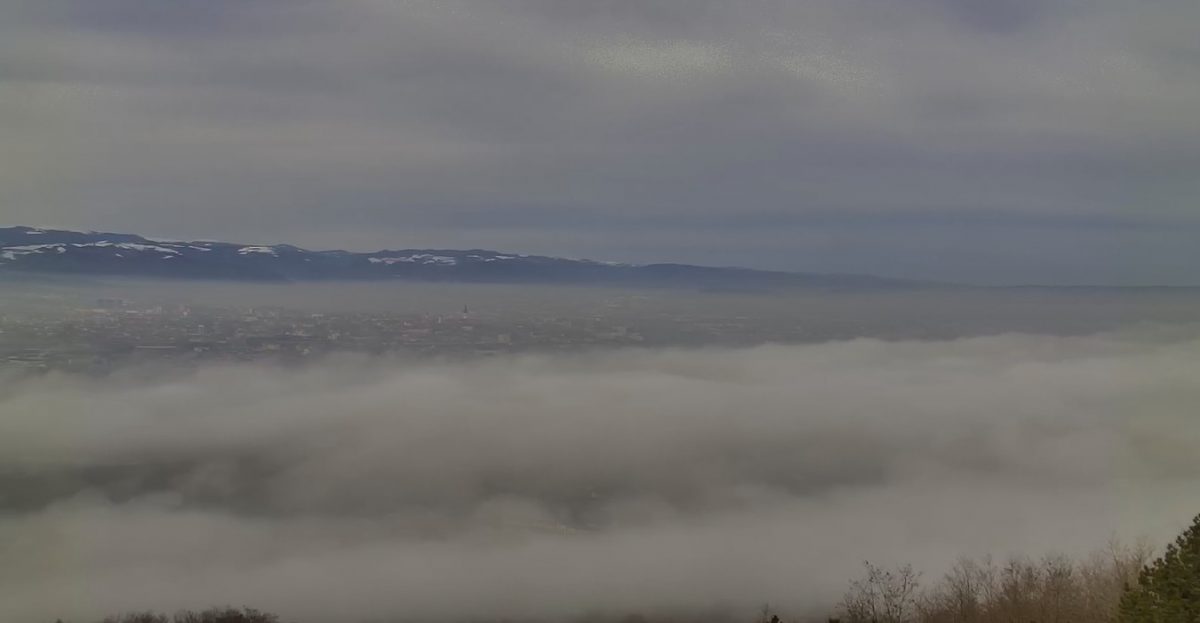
[{"x1": 1, "y1": 0, "x2": 1198, "y2": 284}]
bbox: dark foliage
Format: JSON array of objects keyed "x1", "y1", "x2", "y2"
[
  {"x1": 1120, "y1": 514, "x2": 1200, "y2": 622},
  {"x1": 99, "y1": 607, "x2": 280, "y2": 623}
]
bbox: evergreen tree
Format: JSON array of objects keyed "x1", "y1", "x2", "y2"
[{"x1": 1120, "y1": 514, "x2": 1200, "y2": 622}]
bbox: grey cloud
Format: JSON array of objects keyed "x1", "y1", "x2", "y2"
[
  {"x1": 930, "y1": 0, "x2": 1049, "y2": 33},
  {"x1": 0, "y1": 0, "x2": 1198, "y2": 283},
  {"x1": 1, "y1": 332, "x2": 1199, "y2": 621}
]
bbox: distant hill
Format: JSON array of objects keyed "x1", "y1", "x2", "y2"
[{"x1": 0, "y1": 226, "x2": 924, "y2": 289}]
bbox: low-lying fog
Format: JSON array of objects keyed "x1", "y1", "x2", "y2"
[
  {"x1": 6, "y1": 277, "x2": 1200, "y2": 342},
  {"x1": 2, "y1": 322, "x2": 1200, "y2": 622}
]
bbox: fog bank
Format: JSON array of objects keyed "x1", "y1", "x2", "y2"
[{"x1": 2, "y1": 332, "x2": 1199, "y2": 622}]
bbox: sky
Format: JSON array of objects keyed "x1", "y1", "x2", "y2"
[
  {"x1": 3, "y1": 331, "x2": 1199, "y2": 622},
  {"x1": 1, "y1": 0, "x2": 1198, "y2": 285}
]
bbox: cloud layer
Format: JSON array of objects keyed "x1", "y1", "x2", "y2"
[
  {"x1": 1, "y1": 0, "x2": 1198, "y2": 283},
  {"x1": 2, "y1": 332, "x2": 1199, "y2": 622}
]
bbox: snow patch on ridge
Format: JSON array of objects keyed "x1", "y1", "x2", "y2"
[
  {"x1": 238, "y1": 246, "x2": 279, "y2": 257},
  {"x1": 369, "y1": 254, "x2": 458, "y2": 266}
]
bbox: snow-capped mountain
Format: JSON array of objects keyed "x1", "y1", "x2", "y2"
[{"x1": 0, "y1": 226, "x2": 918, "y2": 289}]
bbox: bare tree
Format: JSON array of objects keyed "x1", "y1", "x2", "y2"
[
  {"x1": 842, "y1": 539, "x2": 1153, "y2": 623},
  {"x1": 841, "y1": 562, "x2": 922, "y2": 623}
]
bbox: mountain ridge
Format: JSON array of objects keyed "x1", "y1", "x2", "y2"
[{"x1": 0, "y1": 226, "x2": 926, "y2": 289}]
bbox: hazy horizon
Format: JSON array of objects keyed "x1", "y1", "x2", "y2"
[{"x1": 7, "y1": 225, "x2": 1200, "y2": 288}]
